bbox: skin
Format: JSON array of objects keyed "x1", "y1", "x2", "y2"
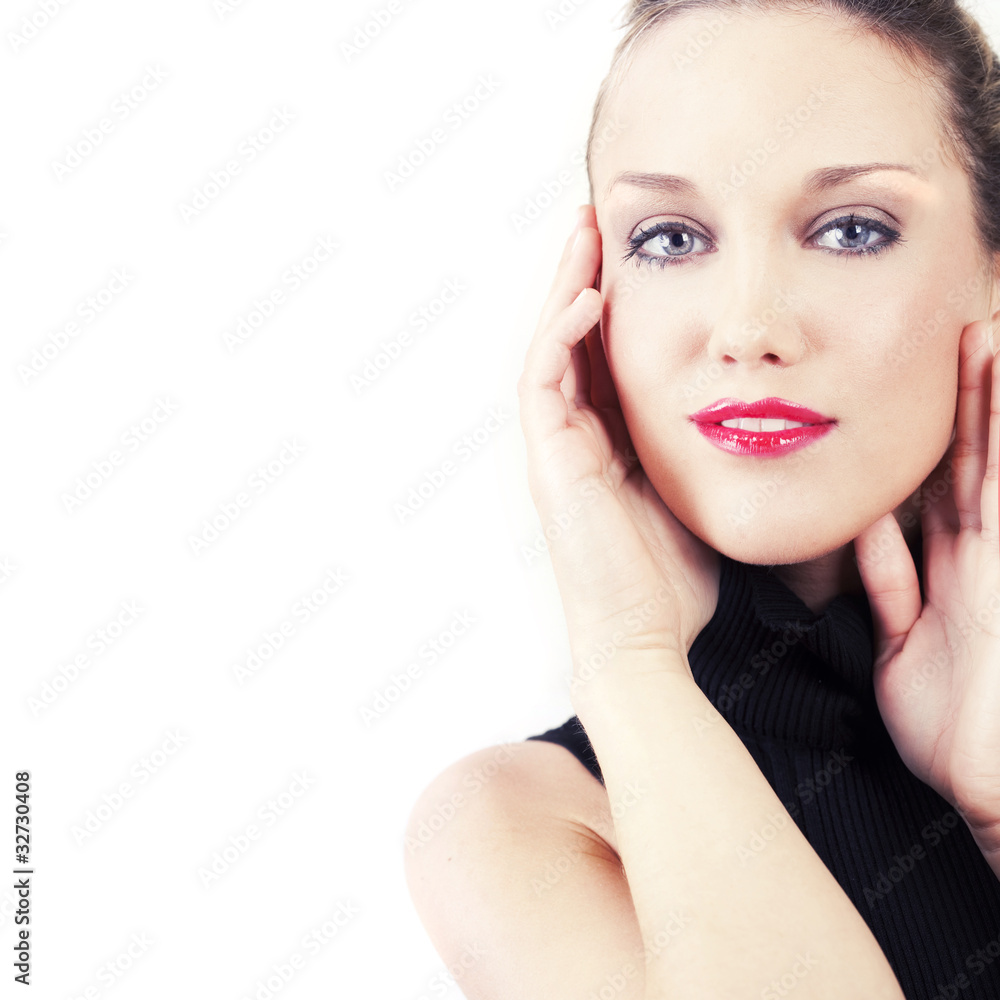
[
  {"x1": 585, "y1": 4, "x2": 1000, "y2": 613},
  {"x1": 517, "y1": 0, "x2": 1000, "y2": 843},
  {"x1": 402, "y1": 12, "x2": 1000, "y2": 994}
]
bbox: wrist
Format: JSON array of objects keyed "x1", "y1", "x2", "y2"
[
  {"x1": 963, "y1": 812, "x2": 1000, "y2": 857},
  {"x1": 944, "y1": 797, "x2": 1000, "y2": 879},
  {"x1": 948, "y1": 786, "x2": 1000, "y2": 846},
  {"x1": 569, "y1": 646, "x2": 694, "y2": 720},
  {"x1": 970, "y1": 831, "x2": 1000, "y2": 882}
]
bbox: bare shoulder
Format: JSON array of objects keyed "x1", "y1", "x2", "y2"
[
  {"x1": 403, "y1": 741, "x2": 641, "y2": 1000},
  {"x1": 404, "y1": 739, "x2": 620, "y2": 861}
]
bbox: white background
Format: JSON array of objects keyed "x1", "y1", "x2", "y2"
[{"x1": 4, "y1": 1, "x2": 1000, "y2": 998}]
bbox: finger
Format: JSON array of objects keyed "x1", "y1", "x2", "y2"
[
  {"x1": 524, "y1": 224, "x2": 602, "y2": 405},
  {"x1": 536, "y1": 210, "x2": 603, "y2": 336},
  {"x1": 518, "y1": 286, "x2": 604, "y2": 446},
  {"x1": 567, "y1": 211, "x2": 603, "y2": 409},
  {"x1": 562, "y1": 232, "x2": 598, "y2": 408},
  {"x1": 920, "y1": 428, "x2": 961, "y2": 539},
  {"x1": 586, "y1": 307, "x2": 616, "y2": 412},
  {"x1": 575, "y1": 221, "x2": 639, "y2": 467},
  {"x1": 571, "y1": 328, "x2": 593, "y2": 408},
  {"x1": 854, "y1": 512, "x2": 922, "y2": 663},
  {"x1": 583, "y1": 321, "x2": 636, "y2": 465},
  {"x1": 921, "y1": 320, "x2": 989, "y2": 539},
  {"x1": 952, "y1": 320, "x2": 994, "y2": 532},
  {"x1": 982, "y1": 323, "x2": 1000, "y2": 547},
  {"x1": 535, "y1": 217, "x2": 585, "y2": 337}
]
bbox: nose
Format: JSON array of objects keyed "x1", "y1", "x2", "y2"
[{"x1": 706, "y1": 258, "x2": 804, "y2": 368}]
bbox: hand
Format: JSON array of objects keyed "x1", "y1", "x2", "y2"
[
  {"x1": 854, "y1": 319, "x2": 1000, "y2": 845},
  {"x1": 517, "y1": 205, "x2": 720, "y2": 702}
]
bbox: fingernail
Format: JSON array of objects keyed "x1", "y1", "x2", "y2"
[{"x1": 571, "y1": 205, "x2": 586, "y2": 236}]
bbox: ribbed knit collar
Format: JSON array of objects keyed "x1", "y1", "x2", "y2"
[{"x1": 689, "y1": 533, "x2": 923, "y2": 751}]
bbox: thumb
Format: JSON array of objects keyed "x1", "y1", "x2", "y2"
[{"x1": 853, "y1": 513, "x2": 922, "y2": 664}]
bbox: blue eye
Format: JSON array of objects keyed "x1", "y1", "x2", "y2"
[
  {"x1": 814, "y1": 216, "x2": 898, "y2": 255},
  {"x1": 621, "y1": 213, "x2": 905, "y2": 269},
  {"x1": 621, "y1": 223, "x2": 711, "y2": 268}
]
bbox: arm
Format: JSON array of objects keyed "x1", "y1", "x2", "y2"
[
  {"x1": 517, "y1": 206, "x2": 904, "y2": 996},
  {"x1": 965, "y1": 824, "x2": 1000, "y2": 883},
  {"x1": 574, "y1": 649, "x2": 907, "y2": 1000},
  {"x1": 976, "y1": 844, "x2": 1000, "y2": 883}
]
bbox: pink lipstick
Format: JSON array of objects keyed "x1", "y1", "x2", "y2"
[{"x1": 689, "y1": 397, "x2": 835, "y2": 457}]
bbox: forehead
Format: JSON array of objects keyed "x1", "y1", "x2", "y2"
[{"x1": 593, "y1": 7, "x2": 954, "y2": 202}]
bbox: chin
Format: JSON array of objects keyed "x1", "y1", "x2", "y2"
[
  {"x1": 715, "y1": 532, "x2": 835, "y2": 567},
  {"x1": 686, "y1": 503, "x2": 852, "y2": 568}
]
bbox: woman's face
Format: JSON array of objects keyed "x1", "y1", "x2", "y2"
[{"x1": 591, "y1": 6, "x2": 998, "y2": 565}]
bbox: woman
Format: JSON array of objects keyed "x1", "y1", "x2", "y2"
[{"x1": 404, "y1": 1, "x2": 1000, "y2": 996}]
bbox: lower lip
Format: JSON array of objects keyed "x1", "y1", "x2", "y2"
[{"x1": 694, "y1": 421, "x2": 834, "y2": 456}]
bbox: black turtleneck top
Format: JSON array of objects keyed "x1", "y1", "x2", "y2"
[{"x1": 526, "y1": 540, "x2": 1000, "y2": 999}]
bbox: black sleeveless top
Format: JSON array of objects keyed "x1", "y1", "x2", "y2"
[{"x1": 526, "y1": 536, "x2": 1000, "y2": 998}]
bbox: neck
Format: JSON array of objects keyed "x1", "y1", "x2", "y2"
[
  {"x1": 769, "y1": 546, "x2": 864, "y2": 615},
  {"x1": 768, "y1": 493, "x2": 922, "y2": 615}
]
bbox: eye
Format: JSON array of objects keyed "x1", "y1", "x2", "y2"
[
  {"x1": 811, "y1": 213, "x2": 903, "y2": 257},
  {"x1": 620, "y1": 222, "x2": 712, "y2": 269},
  {"x1": 620, "y1": 212, "x2": 905, "y2": 269}
]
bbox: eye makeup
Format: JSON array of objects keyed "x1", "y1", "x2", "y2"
[{"x1": 619, "y1": 212, "x2": 905, "y2": 269}]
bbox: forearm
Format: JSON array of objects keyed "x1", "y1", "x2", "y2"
[{"x1": 573, "y1": 649, "x2": 906, "y2": 1000}]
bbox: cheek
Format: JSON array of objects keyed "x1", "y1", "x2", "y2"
[
  {"x1": 601, "y1": 304, "x2": 675, "y2": 441},
  {"x1": 852, "y1": 234, "x2": 981, "y2": 410},
  {"x1": 601, "y1": 273, "x2": 693, "y2": 390},
  {"x1": 857, "y1": 276, "x2": 962, "y2": 442},
  {"x1": 600, "y1": 294, "x2": 702, "y2": 487},
  {"x1": 861, "y1": 334, "x2": 958, "y2": 493}
]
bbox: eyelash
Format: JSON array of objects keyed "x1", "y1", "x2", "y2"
[{"x1": 620, "y1": 214, "x2": 905, "y2": 269}]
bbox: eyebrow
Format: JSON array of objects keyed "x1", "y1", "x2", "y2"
[{"x1": 605, "y1": 162, "x2": 927, "y2": 199}]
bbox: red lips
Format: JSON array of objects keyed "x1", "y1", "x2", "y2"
[
  {"x1": 689, "y1": 397, "x2": 835, "y2": 457},
  {"x1": 690, "y1": 397, "x2": 833, "y2": 424}
]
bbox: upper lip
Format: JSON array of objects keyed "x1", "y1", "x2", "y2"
[{"x1": 690, "y1": 397, "x2": 833, "y2": 424}]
